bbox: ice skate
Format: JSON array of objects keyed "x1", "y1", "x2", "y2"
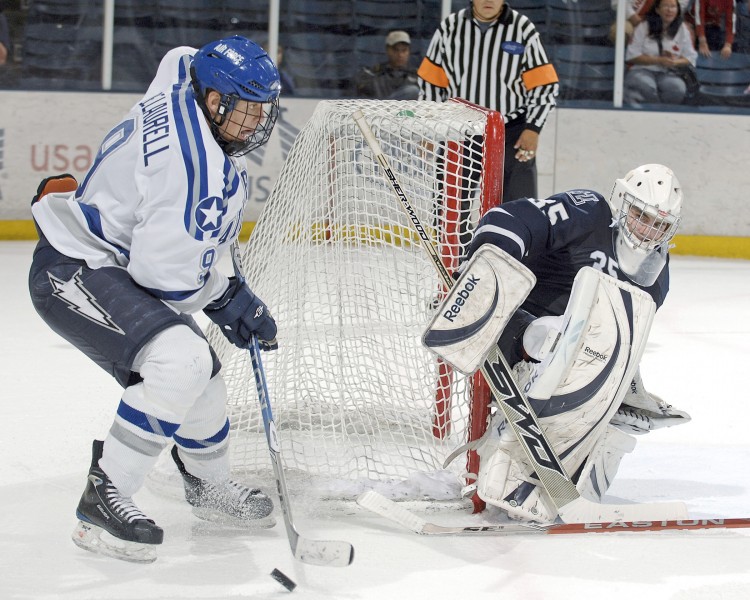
[
  {"x1": 171, "y1": 446, "x2": 275, "y2": 528},
  {"x1": 72, "y1": 440, "x2": 163, "y2": 564}
]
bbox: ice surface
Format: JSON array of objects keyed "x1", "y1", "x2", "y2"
[{"x1": 3, "y1": 241, "x2": 749, "y2": 599}]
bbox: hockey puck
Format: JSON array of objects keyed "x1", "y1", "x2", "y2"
[{"x1": 270, "y1": 568, "x2": 297, "y2": 592}]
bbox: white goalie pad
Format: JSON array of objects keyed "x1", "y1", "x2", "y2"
[
  {"x1": 524, "y1": 267, "x2": 655, "y2": 404},
  {"x1": 422, "y1": 245, "x2": 536, "y2": 375},
  {"x1": 477, "y1": 267, "x2": 657, "y2": 522}
]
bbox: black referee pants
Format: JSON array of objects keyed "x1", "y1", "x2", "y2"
[{"x1": 503, "y1": 119, "x2": 538, "y2": 202}]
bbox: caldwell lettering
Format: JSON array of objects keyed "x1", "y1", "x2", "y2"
[{"x1": 442, "y1": 275, "x2": 480, "y2": 322}]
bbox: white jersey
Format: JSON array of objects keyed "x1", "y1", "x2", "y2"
[{"x1": 32, "y1": 47, "x2": 249, "y2": 314}]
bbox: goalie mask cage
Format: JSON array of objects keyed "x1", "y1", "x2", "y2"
[{"x1": 212, "y1": 99, "x2": 503, "y2": 507}]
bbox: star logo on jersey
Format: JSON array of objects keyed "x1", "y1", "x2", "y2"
[
  {"x1": 48, "y1": 268, "x2": 125, "y2": 334},
  {"x1": 195, "y1": 196, "x2": 227, "y2": 233}
]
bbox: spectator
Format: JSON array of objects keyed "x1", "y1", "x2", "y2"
[
  {"x1": 0, "y1": 2, "x2": 10, "y2": 66},
  {"x1": 609, "y1": 0, "x2": 650, "y2": 45},
  {"x1": 355, "y1": 30, "x2": 419, "y2": 100},
  {"x1": 418, "y1": 0, "x2": 558, "y2": 203},
  {"x1": 693, "y1": 0, "x2": 736, "y2": 58},
  {"x1": 274, "y1": 45, "x2": 295, "y2": 96},
  {"x1": 624, "y1": 0, "x2": 698, "y2": 106},
  {"x1": 634, "y1": 0, "x2": 717, "y2": 47},
  {"x1": 258, "y1": 40, "x2": 295, "y2": 96}
]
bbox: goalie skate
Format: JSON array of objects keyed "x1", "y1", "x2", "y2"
[
  {"x1": 171, "y1": 446, "x2": 276, "y2": 529},
  {"x1": 72, "y1": 440, "x2": 163, "y2": 563},
  {"x1": 611, "y1": 369, "x2": 691, "y2": 435}
]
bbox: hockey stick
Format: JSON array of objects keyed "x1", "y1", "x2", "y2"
[
  {"x1": 358, "y1": 490, "x2": 750, "y2": 536},
  {"x1": 231, "y1": 243, "x2": 354, "y2": 567},
  {"x1": 352, "y1": 110, "x2": 687, "y2": 524}
]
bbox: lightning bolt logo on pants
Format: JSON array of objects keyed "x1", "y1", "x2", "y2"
[{"x1": 48, "y1": 268, "x2": 125, "y2": 334}]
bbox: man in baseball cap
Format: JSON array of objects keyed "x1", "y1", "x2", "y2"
[
  {"x1": 354, "y1": 30, "x2": 419, "y2": 99},
  {"x1": 385, "y1": 30, "x2": 411, "y2": 47}
]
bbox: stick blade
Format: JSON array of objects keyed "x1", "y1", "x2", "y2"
[
  {"x1": 558, "y1": 496, "x2": 688, "y2": 524},
  {"x1": 294, "y1": 537, "x2": 354, "y2": 567},
  {"x1": 357, "y1": 490, "x2": 428, "y2": 534}
]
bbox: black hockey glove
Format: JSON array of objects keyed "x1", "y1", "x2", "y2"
[{"x1": 204, "y1": 277, "x2": 278, "y2": 350}]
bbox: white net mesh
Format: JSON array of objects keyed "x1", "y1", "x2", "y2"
[{"x1": 210, "y1": 99, "x2": 502, "y2": 499}]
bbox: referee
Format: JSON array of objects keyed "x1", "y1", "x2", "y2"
[{"x1": 418, "y1": 0, "x2": 559, "y2": 203}]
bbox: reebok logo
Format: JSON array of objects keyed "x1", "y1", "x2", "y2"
[
  {"x1": 584, "y1": 346, "x2": 608, "y2": 361},
  {"x1": 443, "y1": 275, "x2": 481, "y2": 322}
]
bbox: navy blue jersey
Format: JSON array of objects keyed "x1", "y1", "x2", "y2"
[{"x1": 467, "y1": 189, "x2": 669, "y2": 317}]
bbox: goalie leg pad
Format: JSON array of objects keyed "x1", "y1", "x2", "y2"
[
  {"x1": 476, "y1": 423, "x2": 635, "y2": 521},
  {"x1": 476, "y1": 417, "x2": 558, "y2": 523},
  {"x1": 477, "y1": 267, "x2": 655, "y2": 521},
  {"x1": 576, "y1": 425, "x2": 636, "y2": 501},
  {"x1": 422, "y1": 245, "x2": 536, "y2": 375}
]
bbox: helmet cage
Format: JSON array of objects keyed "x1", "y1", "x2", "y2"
[
  {"x1": 612, "y1": 192, "x2": 681, "y2": 287},
  {"x1": 208, "y1": 92, "x2": 280, "y2": 157},
  {"x1": 618, "y1": 191, "x2": 681, "y2": 253}
]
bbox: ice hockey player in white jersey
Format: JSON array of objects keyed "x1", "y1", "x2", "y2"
[
  {"x1": 451, "y1": 164, "x2": 691, "y2": 523},
  {"x1": 28, "y1": 36, "x2": 282, "y2": 563}
]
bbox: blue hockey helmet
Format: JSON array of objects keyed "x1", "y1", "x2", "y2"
[{"x1": 191, "y1": 36, "x2": 281, "y2": 156}]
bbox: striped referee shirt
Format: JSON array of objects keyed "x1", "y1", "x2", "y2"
[{"x1": 418, "y1": 4, "x2": 559, "y2": 132}]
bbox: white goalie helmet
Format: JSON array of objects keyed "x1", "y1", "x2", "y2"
[{"x1": 608, "y1": 164, "x2": 683, "y2": 287}]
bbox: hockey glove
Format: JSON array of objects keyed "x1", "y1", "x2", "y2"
[
  {"x1": 204, "y1": 277, "x2": 278, "y2": 350},
  {"x1": 31, "y1": 173, "x2": 78, "y2": 205}
]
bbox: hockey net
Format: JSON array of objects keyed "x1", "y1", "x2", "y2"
[{"x1": 210, "y1": 99, "x2": 504, "y2": 504}]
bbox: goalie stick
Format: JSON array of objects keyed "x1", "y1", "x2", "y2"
[
  {"x1": 358, "y1": 491, "x2": 750, "y2": 536},
  {"x1": 231, "y1": 242, "x2": 354, "y2": 567},
  {"x1": 352, "y1": 109, "x2": 687, "y2": 524}
]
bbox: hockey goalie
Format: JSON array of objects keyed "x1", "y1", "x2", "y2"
[{"x1": 425, "y1": 164, "x2": 690, "y2": 523}]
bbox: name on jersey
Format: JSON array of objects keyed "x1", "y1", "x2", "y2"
[{"x1": 139, "y1": 92, "x2": 170, "y2": 167}]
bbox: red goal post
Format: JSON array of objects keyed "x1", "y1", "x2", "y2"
[{"x1": 446, "y1": 98, "x2": 504, "y2": 513}]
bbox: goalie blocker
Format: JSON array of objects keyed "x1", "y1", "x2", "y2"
[
  {"x1": 422, "y1": 245, "x2": 535, "y2": 375},
  {"x1": 426, "y1": 260, "x2": 671, "y2": 523}
]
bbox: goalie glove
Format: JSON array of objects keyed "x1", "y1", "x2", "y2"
[{"x1": 204, "y1": 277, "x2": 278, "y2": 350}]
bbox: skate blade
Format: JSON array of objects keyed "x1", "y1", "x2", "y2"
[
  {"x1": 191, "y1": 507, "x2": 276, "y2": 529},
  {"x1": 71, "y1": 521, "x2": 158, "y2": 564}
]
